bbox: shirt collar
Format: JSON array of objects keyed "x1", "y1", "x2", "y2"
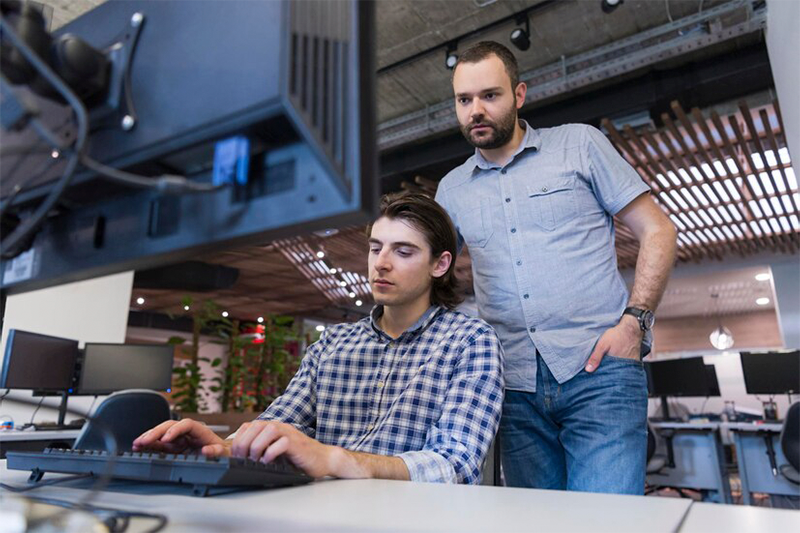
[
  {"x1": 471, "y1": 119, "x2": 541, "y2": 172},
  {"x1": 367, "y1": 305, "x2": 443, "y2": 341}
]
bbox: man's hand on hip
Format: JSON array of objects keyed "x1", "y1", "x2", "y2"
[{"x1": 584, "y1": 315, "x2": 643, "y2": 372}]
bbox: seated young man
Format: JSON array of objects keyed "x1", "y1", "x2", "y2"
[{"x1": 134, "y1": 192, "x2": 504, "y2": 484}]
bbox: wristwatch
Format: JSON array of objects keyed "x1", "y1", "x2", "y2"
[{"x1": 623, "y1": 307, "x2": 655, "y2": 331}]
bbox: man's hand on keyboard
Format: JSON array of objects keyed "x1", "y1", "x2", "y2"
[
  {"x1": 132, "y1": 419, "x2": 232, "y2": 456},
  {"x1": 231, "y1": 420, "x2": 336, "y2": 478}
]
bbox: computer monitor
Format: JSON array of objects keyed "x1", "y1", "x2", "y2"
[
  {"x1": 740, "y1": 351, "x2": 800, "y2": 395},
  {"x1": 1, "y1": 0, "x2": 376, "y2": 293},
  {"x1": 77, "y1": 343, "x2": 174, "y2": 395},
  {"x1": 704, "y1": 364, "x2": 721, "y2": 397},
  {"x1": 0, "y1": 329, "x2": 79, "y2": 392},
  {"x1": 645, "y1": 357, "x2": 712, "y2": 397}
]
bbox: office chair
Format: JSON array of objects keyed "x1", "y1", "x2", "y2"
[
  {"x1": 73, "y1": 389, "x2": 171, "y2": 452},
  {"x1": 779, "y1": 401, "x2": 799, "y2": 484}
]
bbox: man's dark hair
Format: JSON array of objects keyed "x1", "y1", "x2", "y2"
[
  {"x1": 366, "y1": 192, "x2": 463, "y2": 309},
  {"x1": 454, "y1": 40, "x2": 520, "y2": 89}
]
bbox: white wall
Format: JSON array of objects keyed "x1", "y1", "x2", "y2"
[
  {"x1": 0, "y1": 272, "x2": 133, "y2": 426},
  {"x1": 767, "y1": 0, "x2": 800, "y2": 164}
]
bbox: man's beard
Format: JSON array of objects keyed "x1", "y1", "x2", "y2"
[{"x1": 460, "y1": 104, "x2": 517, "y2": 150}]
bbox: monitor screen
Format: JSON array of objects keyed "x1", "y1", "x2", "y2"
[
  {"x1": 77, "y1": 343, "x2": 174, "y2": 395},
  {"x1": 740, "y1": 351, "x2": 800, "y2": 395},
  {"x1": 704, "y1": 365, "x2": 721, "y2": 397},
  {"x1": 0, "y1": 329, "x2": 79, "y2": 392},
  {"x1": 645, "y1": 357, "x2": 711, "y2": 397}
]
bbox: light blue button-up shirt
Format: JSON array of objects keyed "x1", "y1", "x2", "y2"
[{"x1": 436, "y1": 121, "x2": 651, "y2": 392}]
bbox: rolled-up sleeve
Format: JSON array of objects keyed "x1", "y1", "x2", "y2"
[{"x1": 398, "y1": 328, "x2": 504, "y2": 484}]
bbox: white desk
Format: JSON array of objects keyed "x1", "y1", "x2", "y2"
[
  {"x1": 679, "y1": 501, "x2": 800, "y2": 533},
  {"x1": 0, "y1": 430, "x2": 80, "y2": 459},
  {"x1": 0, "y1": 462, "x2": 693, "y2": 533},
  {"x1": 723, "y1": 422, "x2": 799, "y2": 505}
]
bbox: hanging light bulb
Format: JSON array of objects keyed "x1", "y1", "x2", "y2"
[
  {"x1": 708, "y1": 293, "x2": 734, "y2": 350},
  {"x1": 709, "y1": 325, "x2": 734, "y2": 350}
]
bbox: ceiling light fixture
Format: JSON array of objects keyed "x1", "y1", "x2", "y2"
[
  {"x1": 349, "y1": 292, "x2": 356, "y2": 298},
  {"x1": 445, "y1": 42, "x2": 458, "y2": 70},
  {"x1": 708, "y1": 293, "x2": 734, "y2": 350},
  {"x1": 316, "y1": 251, "x2": 325, "y2": 258},
  {"x1": 136, "y1": 297, "x2": 145, "y2": 305},
  {"x1": 315, "y1": 325, "x2": 325, "y2": 332},
  {"x1": 755, "y1": 272, "x2": 771, "y2": 281},
  {"x1": 509, "y1": 15, "x2": 531, "y2": 51},
  {"x1": 257, "y1": 316, "x2": 264, "y2": 323},
  {"x1": 355, "y1": 300, "x2": 363, "y2": 306},
  {"x1": 600, "y1": 0, "x2": 623, "y2": 14},
  {"x1": 222, "y1": 311, "x2": 229, "y2": 318},
  {"x1": 183, "y1": 305, "x2": 190, "y2": 311},
  {"x1": 756, "y1": 297, "x2": 770, "y2": 306}
]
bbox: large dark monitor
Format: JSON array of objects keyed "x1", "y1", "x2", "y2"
[
  {"x1": 740, "y1": 351, "x2": 800, "y2": 395},
  {"x1": 77, "y1": 343, "x2": 173, "y2": 395},
  {"x1": 0, "y1": 329, "x2": 79, "y2": 392},
  {"x1": 1, "y1": 0, "x2": 376, "y2": 293},
  {"x1": 645, "y1": 357, "x2": 712, "y2": 397}
]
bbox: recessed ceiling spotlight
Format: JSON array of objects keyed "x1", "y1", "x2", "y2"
[
  {"x1": 257, "y1": 316, "x2": 264, "y2": 323},
  {"x1": 756, "y1": 297, "x2": 770, "y2": 306},
  {"x1": 355, "y1": 300, "x2": 363, "y2": 306},
  {"x1": 330, "y1": 268, "x2": 337, "y2": 274},
  {"x1": 222, "y1": 311, "x2": 229, "y2": 317},
  {"x1": 183, "y1": 305, "x2": 190, "y2": 311},
  {"x1": 339, "y1": 281, "x2": 347, "y2": 287},
  {"x1": 315, "y1": 325, "x2": 325, "y2": 332},
  {"x1": 51, "y1": 150, "x2": 60, "y2": 159},
  {"x1": 601, "y1": 0, "x2": 623, "y2": 14},
  {"x1": 755, "y1": 273, "x2": 771, "y2": 281},
  {"x1": 136, "y1": 297, "x2": 145, "y2": 305},
  {"x1": 316, "y1": 251, "x2": 325, "y2": 258},
  {"x1": 349, "y1": 292, "x2": 356, "y2": 298}
]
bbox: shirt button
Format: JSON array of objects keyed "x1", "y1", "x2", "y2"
[
  {"x1": 501, "y1": 169, "x2": 507, "y2": 174},
  {"x1": 510, "y1": 228, "x2": 516, "y2": 233},
  {"x1": 523, "y1": 294, "x2": 529, "y2": 299},
  {"x1": 516, "y1": 260, "x2": 522, "y2": 266},
  {"x1": 377, "y1": 381, "x2": 384, "y2": 389},
  {"x1": 529, "y1": 326, "x2": 536, "y2": 333},
  {"x1": 541, "y1": 186, "x2": 548, "y2": 192},
  {"x1": 367, "y1": 423, "x2": 374, "y2": 431},
  {"x1": 505, "y1": 198, "x2": 511, "y2": 203}
]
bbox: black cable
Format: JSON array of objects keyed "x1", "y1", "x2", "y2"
[
  {"x1": 0, "y1": 15, "x2": 88, "y2": 260},
  {"x1": 22, "y1": 495, "x2": 168, "y2": 533},
  {"x1": 25, "y1": 395, "x2": 46, "y2": 426},
  {"x1": 79, "y1": 154, "x2": 223, "y2": 194}
]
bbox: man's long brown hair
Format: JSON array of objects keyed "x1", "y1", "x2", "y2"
[{"x1": 367, "y1": 192, "x2": 463, "y2": 309}]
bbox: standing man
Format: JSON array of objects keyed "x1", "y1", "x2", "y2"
[{"x1": 435, "y1": 41, "x2": 677, "y2": 494}]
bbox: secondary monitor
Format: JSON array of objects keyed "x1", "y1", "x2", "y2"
[
  {"x1": 704, "y1": 364, "x2": 721, "y2": 397},
  {"x1": 77, "y1": 343, "x2": 174, "y2": 395},
  {"x1": 0, "y1": 329, "x2": 79, "y2": 392},
  {"x1": 645, "y1": 357, "x2": 712, "y2": 397},
  {"x1": 740, "y1": 351, "x2": 800, "y2": 395}
]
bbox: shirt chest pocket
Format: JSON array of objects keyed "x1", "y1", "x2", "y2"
[
  {"x1": 524, "y1": 176, "x2": 579, "y2": 231},
  {"x1": 459, "y1": 198, "x2": 494, "y2": 248}
]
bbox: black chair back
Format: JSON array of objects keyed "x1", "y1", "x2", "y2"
[
  {"x1": 74, "y1": 390, "x2": 170, "y2": 452},
  {"x1": 781, "y1": 401, "x2": 799, "y2": 471}
]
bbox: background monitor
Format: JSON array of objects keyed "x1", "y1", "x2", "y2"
[
  {"x1": 0, "y1": 329, "x2": 79, "y2": 392},
  {"x1": 704, "y1": 364, "x2": 721, "y2": 397},
  {"x1": 740, "y1": 351, "x2": 800, "y2": 395},
  {"x1": 77, "y1": 343, "x2": 174, "y2": 395},
  {"x1": 645, "y1": 357, "x2": 711, "y2": 397}
]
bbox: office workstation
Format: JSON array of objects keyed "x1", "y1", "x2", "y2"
[{"x1": 1, "y1": 0, "x2": 799, "y2": 531}]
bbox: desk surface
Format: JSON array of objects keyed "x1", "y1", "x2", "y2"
[
  {"x1": 0, "y1": 462, "x2": 693, "y2": 533},
  {"x1": 679, "y1": 502, "x2": 799, "y2": 533},
  {"x1": 0, "y1": 429, "x2": 80, "y2": 441},
  {"x1": 724, "y1": 422, "x2": 783, "y2": 432}
]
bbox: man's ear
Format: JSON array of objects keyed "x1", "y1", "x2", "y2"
[
  {"x1": 431, "y1": 251, "x2": 453, "y2": 279},
  {"x1": 515, "y1": 82, "x2": 527, "y2": 110}
]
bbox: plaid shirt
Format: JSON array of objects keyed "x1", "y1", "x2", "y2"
[{"x1": 256, "y1": 305, "x2": 504, "y2": 484}]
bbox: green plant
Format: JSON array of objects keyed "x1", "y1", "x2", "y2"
[{"x1": 169, "y1": 297, "x2": 224, "y2": 413}]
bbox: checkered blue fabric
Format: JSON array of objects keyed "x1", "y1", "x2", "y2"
[{"x1": 257, "y1": 305, "x2": 504, "y2": 484}]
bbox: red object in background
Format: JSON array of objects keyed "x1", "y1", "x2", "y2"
[{"x1": 240, "y1": 324, "x2": 266, "y2": 344}]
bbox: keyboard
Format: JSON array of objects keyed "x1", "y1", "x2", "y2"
[{"x1": 6, "y1": 448, "x2": 313, "y2": 496}]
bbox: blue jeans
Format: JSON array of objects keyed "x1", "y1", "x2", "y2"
[{"x1": 499, "y1": 352, "x2": 648, "y2": 494}]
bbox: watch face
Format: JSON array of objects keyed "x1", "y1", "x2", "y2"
[{"x1": 643, "y1": 311, "x2": 655, "y2": 329}]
